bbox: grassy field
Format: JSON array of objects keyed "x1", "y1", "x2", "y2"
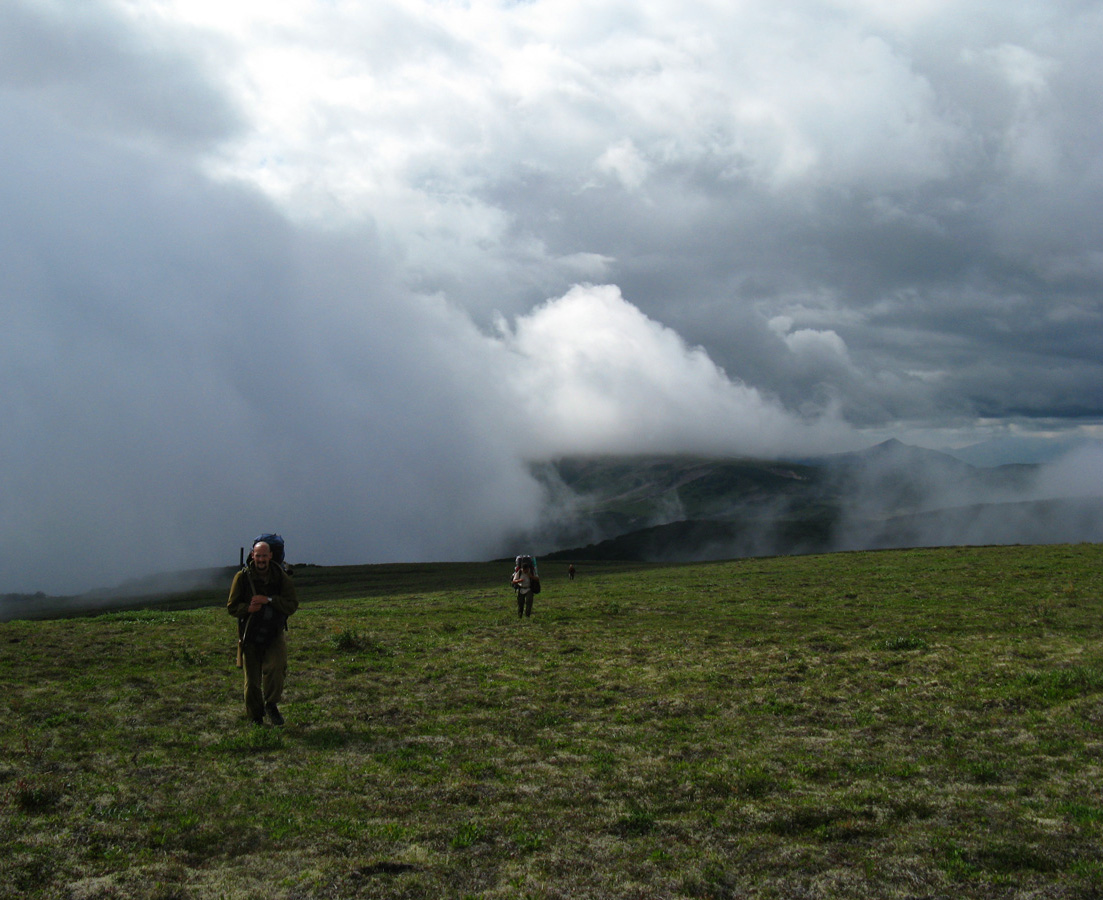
[{"x1": 2, "y1": 545, "x2": 1103, "y2": 899}]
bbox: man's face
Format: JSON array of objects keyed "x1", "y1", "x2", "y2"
[{"x1": 252, "y1": 543, "x2": 272, "y2": 572}]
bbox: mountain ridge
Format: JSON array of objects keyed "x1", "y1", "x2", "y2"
[{"x1": 527, "y1": 440, "x2": 1096, "y2": 562}]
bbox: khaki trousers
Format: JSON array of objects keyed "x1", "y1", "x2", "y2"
[{"x1": 241, "y1": 631, "x2": 288, "y2": 722}]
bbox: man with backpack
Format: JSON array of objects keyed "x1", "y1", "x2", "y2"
[
  {"x1": 227, "y1": 537, "x2": 299, "y2": 726},
  {"x1": 511, "y1": 560, "x2": 539, "y2": 618}
]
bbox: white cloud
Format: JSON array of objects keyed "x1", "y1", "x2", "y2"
[
  {"x1": 497, "y1": 284, "x2": 853, "y2": 458},
  {"x1": 595, "y1": 138, "x2": 650, "y2": 190},
  {"x1": 769, "y1": 316, "x2": 852, "y2": 367},
  {"x1": 134, "y1": 1, "x2": 970, "y2": 217}
]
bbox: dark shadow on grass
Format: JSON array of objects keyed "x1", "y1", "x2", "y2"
[{"x1": 354, "y1": 862, "x2": 418, "y2": 877}]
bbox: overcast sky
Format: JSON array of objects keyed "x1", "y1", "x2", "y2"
[{"x1": 3, "y1": 0, "x2": 1103, "y2": 593}]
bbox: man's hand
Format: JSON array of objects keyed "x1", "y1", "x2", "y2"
[{"x1": 248, "y1": 594, "x2": 270, "y2": 614}]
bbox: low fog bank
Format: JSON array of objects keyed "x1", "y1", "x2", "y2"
[
  {"x1": 529, "y1": 441, "x2": 1103, "y2": 564},
  {"x1": 825, "y1": 441, "x2": 1103, "y2": 551},
  {"x1": 83, "y1": 566, "x2": 239, "y2": 599},
  {"x1": 835, "y1": 498, "x2": 1103, "y2": 555},
  {"x1": 0, "y1": 567, "x2": 235, "y2": 622},
  {"x1": 4, "y1": 442, "x2": 1099, "y2": 619}
]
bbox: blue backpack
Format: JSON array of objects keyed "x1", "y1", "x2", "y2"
[{"x1": 251, "y1": 533, "x2": 286, "y2": 568}]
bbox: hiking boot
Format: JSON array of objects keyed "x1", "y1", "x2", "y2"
[{"x1": 265, "y1": 703, "x2": 285, "y2": 726}]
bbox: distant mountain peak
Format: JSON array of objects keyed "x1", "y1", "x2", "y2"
[
  {"x1": 858, "y1": 438, "x2": 968, "y2": 467},
  {"x1": 867, "y1": 438, "x2": 908, "y2": 455}
]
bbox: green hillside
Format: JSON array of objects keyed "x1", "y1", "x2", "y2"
[
  {"x1": 533, "y1": 455, "x2": 829, "y2": 534},
  {"x1": 3, "y1": 546, "x2": 1103, "y2": 898},
  {"x1": 531, "y1": 449, "x2": 1102, "y2": 562}
]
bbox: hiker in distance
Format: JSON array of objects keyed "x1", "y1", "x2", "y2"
[
  {"x1": 512, "y1": 561, "x2": 539, "y2": 619},
  {"x1": 227, "y1": 538, "x2": 299, "y2": 726}
]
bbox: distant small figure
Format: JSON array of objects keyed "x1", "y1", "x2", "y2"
[
  {"x1": 512, "y1": 562, "x2": 539, "y2": 618},
  {"x1": 568, "y1": 564, "x2": 576, "y2": 581}
]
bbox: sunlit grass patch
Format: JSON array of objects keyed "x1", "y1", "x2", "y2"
[{"x1": 1014, "y1": 664, "x2": 1103, "y2": 705}]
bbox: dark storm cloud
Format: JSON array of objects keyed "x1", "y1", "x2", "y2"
[
  {"x1": 5, "y1": 4, "x2": 804, "y2": 594},
  {"x1": 0, "y1": 0, "x2": 239, "y2": 148},
  {"x1": 447, "y1": 1, "x2": 1103, "y2": 432},
  {"x1": 0, "y1": 104, "x2": 541, "y2": 593},
  {"x1": 4, "y1": 0, "x2": 1103, "y2": 593},
  {"x1": 0, "y1": 19, "x2": 536, "y2": 593}
]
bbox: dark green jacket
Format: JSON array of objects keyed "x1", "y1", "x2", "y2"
[{"x1": 227, "y1": 563, "x2": 299, "y2": 622}]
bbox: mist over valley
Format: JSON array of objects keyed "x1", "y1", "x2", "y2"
[
  {"x1": 8, "y1": 439, "x2": 1101, "y2": 621},
  {"x1": 528, "y1": 440, "x2": 1103, "y2": 563}
]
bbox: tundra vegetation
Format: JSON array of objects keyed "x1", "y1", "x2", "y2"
[{"x1": 2, "y1": 545, "x2": 1103, "y2": 899}]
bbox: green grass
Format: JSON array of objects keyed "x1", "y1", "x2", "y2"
[{"x1": 2, "y1": 545, "x2": 1103, "y2": 898}]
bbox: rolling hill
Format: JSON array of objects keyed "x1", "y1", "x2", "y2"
[{"x1": 531, "y1": 440, "x2": 1102, "y2": 562}]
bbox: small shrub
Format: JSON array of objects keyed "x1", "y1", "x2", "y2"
[
  {"x1": 966, "y1": 759, "x2": 1004, "y2": 785},
  {"x1": 938, "y1": 840, "x2": 981, "y2": 881},
  {"x1": 451, "y1": 821, "x2": 485, "y2": 849},
  {"x1": 11, "y1": 777, "x2": 60, "y2": 813},
  {"x1": 174, "y1": 647, "x2": 203, "y2": 667},
  {"x1": 880, "y1": 635, "x2": 928, "y2": 651},
  {"x1": 766, "y1": 805, "x2": 837, "y2": 836},
  {"x1": 331, "y1": 628, "x2": 388, "y2": 654},
  {"x1": 734, "y1": 765, "x2": 780, "y2": 798},
  {"x1": 591, "y1": 750, "x2": 616, "y2": 775},
  {"x1": 332, "y1": 628, "x2": 366, "y2": 652},
  {"x1": 511, "y1": 827, "x2": 545, "y2": 852},
  {"x1": 611, "y1": 803, "x2": 655, "y2": 837}
]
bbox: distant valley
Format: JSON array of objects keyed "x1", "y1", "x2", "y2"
[
  {"x1": 527, "y1": 439, "x2": 1103, "y2": 562},
  {"x1": 5, "y1": 439, "x2": 1100, "y2": 619}
]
